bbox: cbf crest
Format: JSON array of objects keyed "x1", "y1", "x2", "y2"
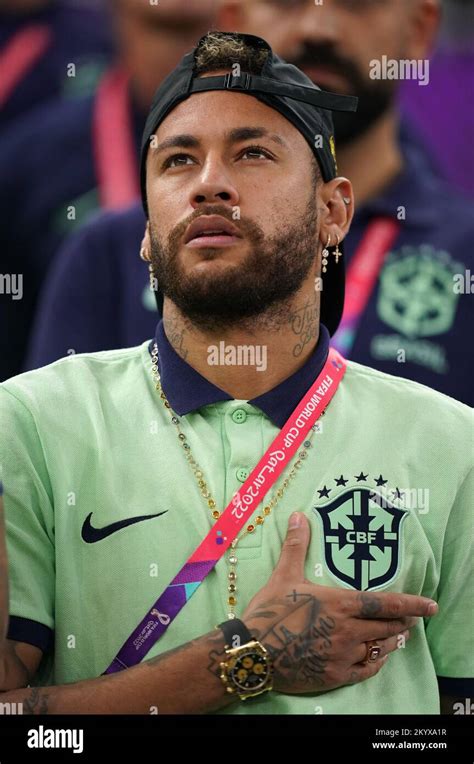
[{"x1": 313, "y1": 473, "x2": 408, "y2": 591}]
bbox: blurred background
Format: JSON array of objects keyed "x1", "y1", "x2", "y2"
[{"x1": 1, "y1": 0, "x2": 473, "y2": 404}]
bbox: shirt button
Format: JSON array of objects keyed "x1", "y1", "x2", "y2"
[
  {"x1": 232, "y1": 408, "x2": 247, "y2": 424},
  {"x1": 236, "y1": 467, "x2": 250, "y2": 482}
]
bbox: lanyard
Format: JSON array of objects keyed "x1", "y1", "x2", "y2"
[
  {"x1": 0, "y1": 24, "x2": 52, "y2": 109},
  {"x1": 92, "y1": 68, "x2": 140, "y2": 210},
  {"x1": 331, "y1": 217, "x2": 401, "y2": 355},
  {"x1": 103, "y1": 347, "x2": 346, "y2": 674}
]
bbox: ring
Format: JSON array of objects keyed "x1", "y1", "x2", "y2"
[{"x1": 364, "y1": 640, "x2": 382, "y2": 664}]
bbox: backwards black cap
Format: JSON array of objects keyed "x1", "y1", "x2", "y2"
[{"x1": 140, "y1": 32, "x2": 358, "y2": 336}]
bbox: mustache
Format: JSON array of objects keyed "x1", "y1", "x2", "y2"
[
  {"x1": 288, "y1": 43, "x2": 364, "y2": 91},
  {"x1": 164, "y1": 204, "x2": 264, "y2": 254}
]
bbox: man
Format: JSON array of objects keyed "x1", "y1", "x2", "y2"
[
  {"x1": 0, "y1": 33, "x2": 472, "y2": 715},
  {"x1": 0, "y1": 0, "x2": 217, "y2": 382},
  {"x1": 0, "y1": 0, "x2": 112, "y2": 131},
  {"x1": 26, "y1": 0, "x2": 474, "y2": 406}
]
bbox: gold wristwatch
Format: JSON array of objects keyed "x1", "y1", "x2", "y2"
[{"x1": 217, "y1": 618, "x2": 274, "y2": 701}]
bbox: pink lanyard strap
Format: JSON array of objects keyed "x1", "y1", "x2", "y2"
[
  {"x1": 92, "y1": 68, "x2": 140, "y2": 209},
  {"x1": 0, "y1": 24, "x2": 52, "y2": 109},
  {"x1": 332, "y1": 217, "x2": 401, "y2": 355},
  {"x1": 103, "y1": 347, "x2": 347, "y2": 674}
]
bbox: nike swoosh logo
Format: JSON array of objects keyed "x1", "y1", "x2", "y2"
[{"x1": 81, "y1": 511, "x2": 168, "y2": 543}]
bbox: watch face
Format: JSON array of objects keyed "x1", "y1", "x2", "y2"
[{"x1": 228, "y1": 648, "x2": 270, "y2": 693}]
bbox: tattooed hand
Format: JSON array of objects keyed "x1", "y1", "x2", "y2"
[{"x1": 241, "y1": 511, "x2": 438, "y2": 694}]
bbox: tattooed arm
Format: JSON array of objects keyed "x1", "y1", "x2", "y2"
[
  {"x1": 1, "y1": 491, "x2": 237, "y2": 714},
  {"x1": 0, "y1": 503, "x2": 437, "y2": 713},
  {"x1": 0, "y1": 492, "x2": 42, "y2": 690},
  {"x1": 0, "y1": 629, "x2": 238, "y2": 714}
]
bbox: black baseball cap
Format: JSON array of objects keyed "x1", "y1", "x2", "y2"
[{"x1": 140, "y1": 32, "x2": 358, "y2": 336}]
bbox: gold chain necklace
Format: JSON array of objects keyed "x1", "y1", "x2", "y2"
[{"x1": 151, "y1": 342, "x2": 323, "y2": 619}]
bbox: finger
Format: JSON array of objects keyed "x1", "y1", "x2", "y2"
[
  {"x1": 346, "y1": 655, "x2": 389, "y2": 685},
  {"x1": 356, "y1": 616, "x2": 419, "y2": 641},
  {"x1": 352, "y1": 591, "x2": 438, "y2": 619},
  {"x1": 353, "y1": 630, "x2": 410, "y2": 664},
  {"x1": 271, "y1": 512, "x2": 311, "y2": 583}
]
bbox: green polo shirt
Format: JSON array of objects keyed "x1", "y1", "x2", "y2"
[{"x1": 1, "y1": 322, "x2": 472, "y2": 714}]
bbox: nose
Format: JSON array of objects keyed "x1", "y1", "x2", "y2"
[
  {"x1": 189, "y1": 156, "x2": 240, "y2": 210},
  {"x1": 287, "y1": 2, "x2": 340, "y2": 48}
]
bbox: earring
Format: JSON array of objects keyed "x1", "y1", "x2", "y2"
[
  {"x1": 149, "y1": 263, "x2": 157, "y2": 291},
  {"x1": 333, "y1": 235, "x2": 342, "y2": 264},
  {"x1": 321, "y1": 234, "x2": 331, "y2": 274},
  {"x1": 140, "y1": 246, "x2": 149, "y2": 262}
]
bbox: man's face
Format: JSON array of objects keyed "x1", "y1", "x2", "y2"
[
  {"x1": 114, "y1": 0, "x2": 217, "y2": 107},
  {"x1": 219, "y1": 0, "x2": 425, "y2": 144},
  {"x1": 145, "y1": 91, "x2": 320, "y2": 330}
]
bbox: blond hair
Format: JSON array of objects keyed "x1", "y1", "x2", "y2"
[{"x1": 195, "y1": 31, "x2": 269, "y2": 75}]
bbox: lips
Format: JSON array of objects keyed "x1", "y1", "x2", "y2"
[{"x1": 184, "y1": 215, "x2": 242, "y2": 245}]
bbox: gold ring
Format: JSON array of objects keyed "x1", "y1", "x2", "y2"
[{"x1": 364, "y1": 640, "x2": 382, "y2": 664}]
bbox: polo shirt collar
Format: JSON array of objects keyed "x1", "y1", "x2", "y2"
[{"x1": 150, "y1": 320, "x2": 330, "y2": 429}]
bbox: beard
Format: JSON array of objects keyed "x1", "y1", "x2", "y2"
[
  {"x1": 149, "y1": 197, "x2": 318, "y2": 332},
  {"x1": 288, "y1": 42, "x2": 398, "y2": 146}
]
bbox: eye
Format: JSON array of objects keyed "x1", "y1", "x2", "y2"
[
  {"x1": 240, "y1": 145, "x2": 274, "y2": 161},
  {"x1": 162, "y1": 153, "x2": 196, "y2": 169}
]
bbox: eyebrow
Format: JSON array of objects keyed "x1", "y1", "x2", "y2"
[
  {"x1": 227, "y1": 127, "x2": 287, "y2": 148},
  {"x1": 153, "y1": 127, "x2": 288, "y2": 156}
]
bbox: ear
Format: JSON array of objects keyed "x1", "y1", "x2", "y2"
[
  {"x1": 317, "y1": 177, "x2": 354, "y2": 249},
  {"x1": 140, "y1": 222, "x2": 151, "y2": 262},
  {"x1": 406, "y1": 0, "x2": 441, "y2": 60},
  {"x1": 217, "y1": 0, "x2": 245, "y2": 31}
]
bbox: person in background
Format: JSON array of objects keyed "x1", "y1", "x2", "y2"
[
  {"x1": 0, "y1": 0, "x2": 113, "y2": 131},
  {"x1": 25, "y1": 0, "x2": 474, "y2": 406},
  {"x1": 399, "y1": 0, "x2": 474, "y2": 198},
  {"x1": 0, "y1": 0, "x2": 217, "y2": 382}
]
